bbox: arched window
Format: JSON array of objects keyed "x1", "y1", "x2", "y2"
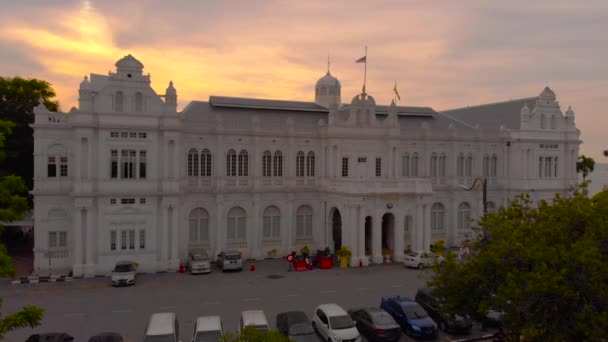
[
  {"x1": 550, "y1": 115, "x2": 557, "y2": 129},
  {"x1": 439, "y1": 153, "x2": 447, "y2": 177},
  {"x1": 430, "y1": 153, "x2": 438, "y2": 177},
  {"x1": 296, "y1": 151, "x2": 305, "y2": 177},
  {"x1": 457, "y1": 202, "x2": 471, "y2": 232},
  {"x1": 201, "y1": 149, "x2": 212, "y2": 177},
  {"x1": 115, "y1": 91, "x2": 124, "y2": 112},
  {"x1": 412, "y1": 152, "x2": 419, "y2": 177},
  {"x1": 189, "y1": 208, "x2": 209, "y2": 244},
  {"x1": 466, "y1": 154, "x2": 473, "y2": 177},
  {"x1": 263, "y1": 206, "x2": 281, "y2": 240},
  {"x1": 262, "y1": 150, "x2": 272, "y2": 177},
  {"x1": 457, "y1": 153, "x2": 465, "y2": 177},
  {"x1": 226, "y1": 149, "x2": 236, "y2": 177},
  {"x1": 402, "y1": 153, "x2": 411, "y2": 177},
  {"x1": 296, "y1": 205, "x2": 313, "y2": 239},
  {"x1": 47, "y1": 144, "x2": 68, "y2": 178},
  {"x1": 187, "y1": 148, "x2": 198, "y2": 177},
  {"x1": 238, "y1": 150, "x2": 249, "y2": 177},
  {"x1": 430, "y1": 203, "x2": 445, "y2": 241},
  {"x1": 483, "y1": 154, "x2": 490, "y2": 177},
  {"x1": 491, "y1": 154, "x2": 498, "y2": 177},
  {"x1": 226, "y1": 207, "x2": 246, "y2": 243},
  {"x1": 306, "y1": 151, "x2": 315, "y2": 177},
  {"x1": 135, "y1": 92, "x2": 143, "y2": 112},
  {"x1": 273, "y1": 151, "x2": 283, "y2": 177}
]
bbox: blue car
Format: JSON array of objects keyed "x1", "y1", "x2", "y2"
[{"x1": 380, "y1": 296, "x2": 438, "y2": 339}]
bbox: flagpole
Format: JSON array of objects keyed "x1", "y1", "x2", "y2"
[{"x1": 363, "y1": 46, "x2": 367, "y2": 93}]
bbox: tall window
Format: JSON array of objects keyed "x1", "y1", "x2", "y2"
[
  {"x1": 457, "y1": 202, "x2": 471, "y2": 232},
  {"x1": 238, "y1": 150, "x2": 249, "y2": 177},
  {"x1": 465, "y1": 154, "x2": 473, "y2": 177},
  {"x1": 430, "y1": 203, "x2": 445, "y2": 240},
  {"x1": 48, "y1": 231, "x2": 67, "y2": 248},
  {"x1": 430, "y1": 153, "x2": 438, "y2": 177},
  {"x1": 188, "y1": 149, "x2": 199, "y2": 177},
  {"x1": 296, "y1": 205, "x2": 313, "y2": 239},
  {"x1": 227, "y1": 207, "x2": 247, "y2": 242},
  {"x1": 306, "y1": 152, "x2": 315, "y2": 177},
  {"x1": 189, "y1": 208, "x2": 209, "y2": 244},
  {"x1": 439, "y1": 153, "x2": 446, "y2": 177},
  {"x1": 539, "y1": 156, "x2": 543, "y2": 178},
  {"x1": 262, "y1": 150, "x2": 272, "y2": 177},
  {"x1": 263, "y1": 206, "x2": 281, "y2": 240},
  {"x1": 483, "y1": 155, "x2": 490, "y2": 177},
  {"x1": 139, "y1": 151, "x2": 146, "y2": 178},
  {"x1": 121, "y1": 230, "x2": 127, "y2": 250},
  {"x1": 296, "y1": 151, "x2": 305, "y2": 177},
  {"x1": 457, "y1": 153, "x2": 465, "y2": 177},
  {"x1": 109, "y1": 149, "x2": 147, "y2": 179},
  {"x1": 402, "y1": 153, "x2": 411, "y2": 177},
  {"x1": 47, "y1": 145, "x2": 68, "y2": 178},
  {"x1": 491, "y1": 154, "x2": 498, "y2": 177},
  {"x1": 551, "y1": 115, "x2": 557, "y2": 129},
  {"x1": 554, "y1": 157, "x2": 558, "y2": 177},
  {"x1": 412, "y1": 152, "x2": 419, "y2": 177},
  {"x1": 111, "y1": 150, "x2": 118, "y2": 178},
  {"x1": 139, "y1": 229, "x2": 146, "y2": 249},
  {"x1": 375, "y1": 158, "x2": 382, "y2": 177},
  {"x1": 120, "y1": 150, "x2": 136, "y2": 179},
  {"x1": 226, "y1": 149, "x2": 237, "y2": 176},
  {"x1": 342, "y1": 157, "x2": 349, "y2": 177},
  {"x1": 135, "y1": 92, "x2": 143, "y2": 112},
  {"x1": 115, "y1": 91, "x2": 124, "y2": 112},
  {"x1": 540, "y1": 114, "x2": 546, "y2": 129},
  {"x1": 404, "y1": 215, "x2": 412, "y2": 248},
  {"x1": 545, "y1": 157, "x2": 552, "y2": 178},
  {"x1": 273, "y1": 151, "x2": 283, "y2": 177},
  {"x1": 110, "y1": 230, "x2": 117, "y2": 251},
  {"x1": 201, "y1": 149, "x2": 212, "y2": 177}
]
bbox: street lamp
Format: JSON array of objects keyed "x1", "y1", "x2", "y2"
[{"x1": 458, "y1": 177, "x2": 488, "y2": 241}]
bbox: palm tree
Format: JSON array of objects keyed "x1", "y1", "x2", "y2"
[{"x1": 576, "y1": 155, "x2": 595, "y2": 181}]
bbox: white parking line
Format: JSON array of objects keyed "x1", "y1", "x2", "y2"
[
  {"x1": 112, "y1": 309, "x2": 132, "y2": 314},
  {"x1": 320, "y1": 290, "x2": 337, "y2": 294},
  {"x1": 243, "y1": 297, "x2": 261, "y2": 302}
]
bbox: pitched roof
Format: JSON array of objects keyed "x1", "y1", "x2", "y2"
[
  {"x1": 209, "y1": 96, "x2": 328, "y2": 113},
  {"x1": 441, "y1": 97, "x2": 538, "y2": 130}
]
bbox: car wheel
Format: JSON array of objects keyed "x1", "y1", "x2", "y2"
[
  {"x1": 439, "y1": 321, "x2": 447, "y2": 331},
  {"x1": 417, "y1": 263, "x2": 423, "y2": 269}
]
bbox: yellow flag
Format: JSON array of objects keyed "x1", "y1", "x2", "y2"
[{"x1": 393, "y1": 81, "x2": 401, "y2": 101}]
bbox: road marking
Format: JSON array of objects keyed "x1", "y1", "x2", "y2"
[
  {"x1": 112, "y1": 309, "x2": 132, "y2": 313},
  {"x1": 391, "y1": 284, "x2": 403, "y2": 288},
  {"x1": 356, "y1": 287, "x2": 368, "y2": 291},
  {"x1": 203, "y1": 301, "x2": 220, "y2": 305},
  {"x1": 321, "y1": 290, "x2": 336, "y2": 294},
  {"x1": 64, "y1": 313, "x2": 85, "y2": 318},
  {"x1": 243, "y1": 297, "x2": 261, "y2": 302}
]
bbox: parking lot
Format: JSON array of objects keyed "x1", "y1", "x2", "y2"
[{"x1": 1, "y1": 259, "x2": 495, "y2": 341}]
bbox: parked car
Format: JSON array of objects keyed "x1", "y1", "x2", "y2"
[
  {"x1": 414, "y1": 288, "x2": 472, "y2": 333},
  {"x1": 191, "y1": 316, "x2": 223, "y2": 342},
  {"x1": 239, "y1": 310, "x2": 270, "y2": 334},
  {"x1": 111, "y1": 261, "x2": 136, "y2": 286},
  {"x1": 216, "y1": 250, "x2": 243, "y2": 271},
  {"x1": 347, "y1": 307, "x2": 401, "y2": 342},
  {"x1": 26, "y1": 333, "x2": 74, "y2": 342},
  {"x1": 380, "y1": 296, "x2": 438, "y2": 338},
  {"x1": 187, "y1": 249, "x2": 212, "y2": 274},
  {"x1": 403, "y1": 251, "x2": 444, "y2": 269},
  {"x1": 276, "y1": 311, "x2": 318, "y2": 342},
  {"x1": 88, "y1": 332, "x2": 123, "y2": 342},
  {"x1": 312, "y1": 304, "x2": 361, "y2": 342},
  {"x1": 144, "y1": 312, "x2": 181, "y2": 342}
]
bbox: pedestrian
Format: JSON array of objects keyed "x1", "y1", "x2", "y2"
[{"x1": 287, "y1": 251, "x2": 296, "y2": 271}]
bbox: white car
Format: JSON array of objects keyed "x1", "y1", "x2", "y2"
[
  {"x1": 238, "y1": 310, "x2": 270, "y2": 334},
  {"x1": 187, "y1": 249, "x2": 212, "y2": 274},
  {"x1": 191, "y1": 316, "x2": 223, "y2": 342},
  {"x1": 312, "y1": 304, "x2": 361, "y2": 342},
  {"x1": 403, "y1": 251, "x2": 444, "y2": 269},
  {"x1": 216, "y1": 250, "x2": 243, "y2": 271},
  {"x1": 111, "y1": 261, "x2": 136, "y2": 286}
]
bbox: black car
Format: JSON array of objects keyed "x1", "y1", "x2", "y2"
[
  {"x1": 348, "y1": 307, "x2": 401, "y2": 342},
  {"x1": 88, "y1": 332, "x2": 123, "y2": 342},
  {"x1": 26, "y1": 333, "x2": 75, "y2": 342},
  {"x1": 415, "y1": 288, "x2": 472, "y2": 334},
  {"x1": 276, "y1": 311, "x2": 319, "y2": 342}
]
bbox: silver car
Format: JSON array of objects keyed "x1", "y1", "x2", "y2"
[
  {"x1": 216, "y1": 250, "x2": 243, "y2": 271},
  {"x1": 111, "y1": 261, "x2": 136, "y2": 286},
  {"x1": 187, "y1": 249, "x2": 212, "y2": 274}
]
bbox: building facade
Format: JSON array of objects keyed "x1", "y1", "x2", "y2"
[{"x1": 31, "y1": 55, "x2": 581, "y2": 276}]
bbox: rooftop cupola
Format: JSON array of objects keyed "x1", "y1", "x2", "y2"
[
  {"x1": 165, "y1": 80, "x2": 177, "y2": 112},
  {"x1": 78, "y1": 75, "x2": 92, "y2": 111},
  {"x1": 315, "y1": 71, "x2": 341, "y2": 108}
]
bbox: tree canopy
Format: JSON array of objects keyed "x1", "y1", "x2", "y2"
[
  {"x1": 0, "y1": 76, "x2": 59, "y2": 188},
  {"x1": 576, "y1": 155, "x2": 595, "y2": 181},
  {"x1": 428, "y1": 188, "x2": 608, "y2": 341}
]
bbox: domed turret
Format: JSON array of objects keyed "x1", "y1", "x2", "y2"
[
  {"x1": 315, "y1": 71, "x2": 341, "y2": 108},
  {"x1": 165, "y1": 80, "x2": 177, "y2": 113},
  {"x1": 565, "y1": 105, "x2": 575, "y2": 126},
  {"x1": 78, "y1": 75, "x2": 92, "y2": 111},
  {"x1": 115, "y1": 54, "x2": 144, "y2": 77},
  {"x1": 539, "y1": 86, "x2": 556, "y2": 102}
]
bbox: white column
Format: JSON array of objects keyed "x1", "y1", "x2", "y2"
[
  {"x1": 251, "y1": 196, "x2": 261, "y2": 259},
  {"x1": 73, "y1": 208, "x2": 83, "y2": 276},
  {"x1": 372, "y1": 211, "x2": 383, "y2": 264},
  {"x1": 159, "y1": 204, "x2": 169, "y2": 270},
  {"x1": 215, "y1": 196, "x2": 224, "y2": 258},
  {"x1": 416, "y1": 203, "x2": 424, "y2": 251},
  {"x1": 357, "y1": 206, "x2": 365, "y2": 258},
  {"x1": 85, "y1": 206, "x2": 95, "y2": 275},
  {"x1": 394, "y1": 213, "x2": 405, "y2": 262},
  {"x1": 171, "y1": 205, "x2": 179, "y2": 268},
  {"x1": 423, "y1": 203, "x2": 431, "y2": 251}
]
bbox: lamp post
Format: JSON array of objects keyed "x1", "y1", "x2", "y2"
[{"x1": 459, "y1": 177, "x2": 488, "y2": 240}]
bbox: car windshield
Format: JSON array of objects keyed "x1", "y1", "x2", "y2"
[
  {"x1": 113, "y1": 264, "x2": 133, "y2": 272},
  {"x1": 288, "y1": 323, "x2": 314, "y2": 336},
  {"x1": 195, "y1": 330, "x2": 222, "y2": 342},
  {"x1": 225, "y1": 254, "x2": 241, "y2": 261},
  {"x1": 192, "y1": 253, "x2": 208, "y2": 261},
  {"x1": 403, "y1": 304, "x2": 429, "y2": 319},
  {"x1": 329, "y1": 315, "x2": 355, "y2": 329},
  {"x1": 371, "y1": 312, "x2": 396, "y2": 325},
  {"x1": 143, "y1": 334, "x2": 175, "y2": 342}
]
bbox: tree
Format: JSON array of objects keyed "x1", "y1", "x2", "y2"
[
  {"x1": 0, "y1": 77, "x2": 59, "y2": 189},
  {"x1": 0, "y1": 120, "x2": 44, "y2": 339},
  {"x1": 427, "y1": 188, "x2": 608, "y2": 341},
  {"x1": 221, "y1": 326, "x2": 291, "y2": 342},
  {"x1": 576, "y1": 155, "x2": 595, "y2": 181}
]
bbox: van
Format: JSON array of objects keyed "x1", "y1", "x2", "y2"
[
  {"x1": 192, "y1": 316, "x2": 223, "y2": 342},
  {"x1": 238, "y1": 310, "x2": 269, "y2": 334},
  {"x1": 144, "y1": 312, "x2": 181, "y2": 342}
]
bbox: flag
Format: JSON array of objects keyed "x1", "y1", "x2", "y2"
[
  {"x1": 393, "y1": 81, "x2": 401, "y2": 101},
  {"x1": 356, "y1": 56, "x2": 366, "y2": 63}
]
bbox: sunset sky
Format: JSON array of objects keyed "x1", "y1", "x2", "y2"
[{"x1": 1, "y1": 0, "x2": 607, "y2": 159}]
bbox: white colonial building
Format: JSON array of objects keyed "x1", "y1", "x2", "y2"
[{"x1": 31, "y1": 55, "x2": 581, "y2": 276}]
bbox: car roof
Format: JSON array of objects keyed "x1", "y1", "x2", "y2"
[
  {"x1": 386, "y1": 296, "x2": 414, "y2": 303},
  {"x1": 241, "y1": 310, "x2": 268, "y2": 325},
  {"x1": 195, "y1": 316, "x2": 222, "y2": 332},
  {"x1": 222, "y1": 249, "x2": 241, "y2": 255},
  {"x1": 146, "y1": 313, "x2": 176, "y2": 336},
  {"x1": 317, "y1": 304, "x2": 348, "y2": 316}
]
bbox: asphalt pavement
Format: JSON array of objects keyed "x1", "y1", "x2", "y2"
[{"x1": 0, "y1": 259, "x2": 495, "y2": 342}]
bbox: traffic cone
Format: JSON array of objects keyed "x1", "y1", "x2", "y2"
[
  {"x1": 250, "y1": 262, "x2": 256, "y2": 272},
  {"x1": 179, "y1": 263, "x2": 185, "y2": 273},
  {"x1": 359, "y1": 259, "x2": 363, "y2": 268}
]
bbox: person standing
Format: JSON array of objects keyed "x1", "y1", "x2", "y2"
[{"x1": 287, "y1": 251, "x2": 296, "y2": 271}]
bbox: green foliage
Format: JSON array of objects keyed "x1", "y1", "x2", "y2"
[
  {"x1": 336, "y1": 246, "x2": 352, "y2": 258},
  {"x1": 427, "y1": 189, "x2": 608, "y2": 341},
  {"x1": 430, "y1": 240, "x2": 446, "y2": 256},
  {"x1": 221, "y1": 326, "x2": 292, "y2": 342},
  {"x1": 576, "y1": 155, "x2": 595, "y2": 181}
]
